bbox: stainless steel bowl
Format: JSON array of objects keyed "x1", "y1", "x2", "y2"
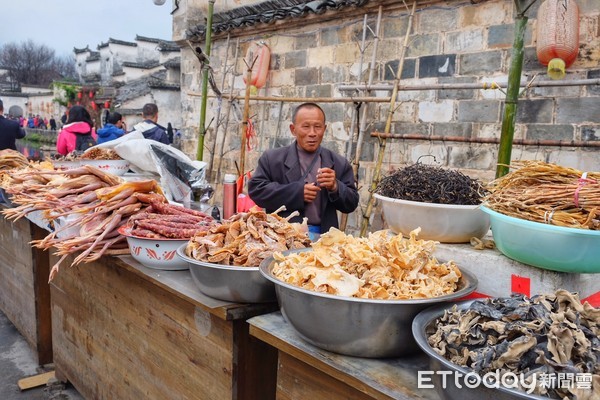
[
  {"x1": 412, "y1": 301, "x2": 546, "y2": 400},
  {"x1": 176, "y1": 244, "x2": 276, "y2": 303},
  {"x1": 259, "y1": 250, "x2": 478, "y2": 358}
]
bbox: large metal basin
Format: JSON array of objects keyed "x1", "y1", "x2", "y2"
[
  {"x1": 412, "y1": 301, "x2": 547, "y2": 400},
  {"x1": 176, "y1": 244, "x2": 276, "y2": 303},
  {"x1": 259, "y1": 250, "x2": 478, "y2": 358}
]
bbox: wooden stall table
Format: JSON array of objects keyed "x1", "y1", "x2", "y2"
[
  {"x1": 49, "y1": 253, "x2": 278, "y2": 400},
  {"x1": 0, "y1": 209, "x2": 52, "y2": 365},
  {"x1": 249, "y1": 312, "x2": 441, "y2": 400}
]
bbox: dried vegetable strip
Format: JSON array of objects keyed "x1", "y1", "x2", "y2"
[
  {"x1": 272, "y1": 228, "x2": 461, "y2": 299},
  {"x1": 0, "y1": 163, "x2": 166, "y2": 280},
  {"x1": 427, "y1": 290, "x2": 600, "y2": 399},
  {"x1": 485, "y1": 161, "x2": 600, "y2": 229},
  {"x1": 0, "y1": 149, "x2": 29, "y2": 170},
  {"x1": 185, "y1": 206, "x2": 310, "y2": 267}
]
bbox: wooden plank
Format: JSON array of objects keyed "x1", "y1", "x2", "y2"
[
  {"x1": 277, "y1": 352, "x2": 372, "y2": 400},
  {"x1": 115, "y1": 255, "x2": 278, "y2": 321},
  {"x1": 0, "y1": 212, "x2": 52, "y2": 364},
  {"x1": 248, "y1": 313, "x2": 439, "y2": 400},
  {"x1": 51, "y1": 252, "x2": 276, "y2": 400},
  {"x1": 18, "y1": 371, "x2": 55, "y2": 391},
  {"x1": 31, "y1": 222, "x2": 53, "y2": 365}
]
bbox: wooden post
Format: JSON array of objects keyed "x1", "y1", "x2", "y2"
[
  {"x1": 360, "y1": 0, "x2": 416, "y2": 237},
  {"x1": 239, "y1": 64, "x2": 254, "y2": 179},
  {"x1": 196, "y1": 0, "x2": 215, "y2": 161}
]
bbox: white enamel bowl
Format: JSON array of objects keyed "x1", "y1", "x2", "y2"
[
  {"x1": 374, "y1": 193, "x2": 490, "y2": 243},
  {"x1": 80, "y1": 159, "x2": 131, "y2": 176},
  {"x1": 119, "y1": 226, "x2": 189, "y2": 270}
]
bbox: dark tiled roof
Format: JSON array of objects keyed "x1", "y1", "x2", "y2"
[
  {"x1": 117, "y1": 108, "x2": 143, "y2": 116},
  {"x1": 187, "y1": 0, "x2": 369, "y2": 39},
  {"x1": 148, "y1": 77, "x2": 180, "y2": 90},
  {"x1": 81, "y1": 73, "x2": 101, "y2": 83},
  {"x1": 135, "y1": 35, "x2": 162, "y2": 43},
  {"x1": 122, "y1": 60, "x2": 161, "y2": 69},
  {"x1": 86, "y1": 52, "x2": 101, "y2": 62},
  {"x1": 164, "y1": 57, "x2": 181, "y2": 68},
  {"x1": 158, "y1": 40, "x2": 180, "y2": 52},
  {"x1": 98, "y1": 38, "x2": 137, "y2": 49},
  {"x1": 73, "y1": 46, "x2": 90, "y2": 54},
  {"x1": 112, "y1": 70, "x2": 126, "y2": 77}
]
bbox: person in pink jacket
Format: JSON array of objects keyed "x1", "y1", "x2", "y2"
[{"x1": 56, "y1": 106, "x2": 97, "y2": 156}]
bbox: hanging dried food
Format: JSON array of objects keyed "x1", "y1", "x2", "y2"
[
  {"x1": 376, "y1": 162, "x2": 487, "y2": 205},
  {"x1": 427, "y1": 290, "x2": 600, "y2": 399}
]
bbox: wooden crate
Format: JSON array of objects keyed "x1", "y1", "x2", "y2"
[
  {"x1": 249, "y1": 312, "x2": 440, "y2": 400},
  {"x1": 0, "y1": 214, "x2": 52, "y2": 364},
  {"x1": 50, "y1": 253, "x2": 278, "y2": 400}
]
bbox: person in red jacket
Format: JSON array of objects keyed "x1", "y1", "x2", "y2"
[{"x1": 56, "y1": 106, "x2": 97, "y2": 155}]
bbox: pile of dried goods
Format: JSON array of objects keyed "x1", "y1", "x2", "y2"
[
  {"x1": 185, "y1": 206, "x2": 310, "y2": 267},
  {"x1": 126, "y1": 201, "x2": 215, "y2": 239},
  {"x1": 485, "y1": 161, "x2": 600, "y2": 230},
  {"x1": 427, "y1": 290, "x2": 599, "y2": 399},
  {"x1": 80, "y1": 148, "x2": 122, "y2": 160},
  {"x1": 376, "y1": 162, "x2": 486, "y2": 205},
  {"x1": 0, "y1": 149, "x2": 29, "y2": 170},
  {"x1": 0, "y1": 163, "x2": 165, "y2": 280},
  {"x1": 272, "y1": 228, "x2": 461, "y2": 299}
]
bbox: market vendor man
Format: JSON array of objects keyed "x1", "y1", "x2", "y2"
[{"x1": 248, "y1": 102, "x2": 359, "y2": 238}]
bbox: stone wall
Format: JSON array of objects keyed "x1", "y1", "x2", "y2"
[{"x1": 175, "y1": 0, "x2": 600, "y2": 233}]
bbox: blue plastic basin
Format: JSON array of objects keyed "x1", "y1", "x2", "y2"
[{"x1": 481, "y1": 205, "x2": 600, "y2": 274}]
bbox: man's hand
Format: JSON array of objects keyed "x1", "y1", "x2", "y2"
[
  {"x1": 316, "y1": 168, "x2": 338, "y2": 192},
  {"x1": 304, "y1": 182, "x2": 321, "y2": 203}
]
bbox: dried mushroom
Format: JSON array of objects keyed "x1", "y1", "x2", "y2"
[{"x1": 427, "y1": 290, "x2": 600, "y2": 399}]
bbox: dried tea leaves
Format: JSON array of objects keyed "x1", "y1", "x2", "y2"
[
  {"x1": 376, "y1": 162, "x2": 487, "y2": 205},
  {"x1": 427, "y1": 290, "x2": 600, "y2": 399}
]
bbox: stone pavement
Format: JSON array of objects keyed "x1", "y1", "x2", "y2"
[{"x1": 0, "y1": 310, "x2": 83, "y2": 400}]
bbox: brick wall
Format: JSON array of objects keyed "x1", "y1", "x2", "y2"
[{"x1": 176, "y1": 0, "x2": 600, "y2": 233}]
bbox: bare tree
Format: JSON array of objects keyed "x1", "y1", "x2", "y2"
[{"x1": 0, "y1": 39, "x2": 77, "y2": 88}]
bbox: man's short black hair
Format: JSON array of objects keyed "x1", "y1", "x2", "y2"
[
  {"x1": 292, "y1": 102, "x2": 326, "y2": 124},
  {"x1": 107, "y1": 112, "x2": 122, "y2": 124},
  {"x1": 142, "y1": 103, "x2": 158, "y2": 118}
]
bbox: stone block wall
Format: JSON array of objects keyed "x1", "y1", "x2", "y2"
[{"x1": 175, "y1": 0, "x2": 600, "y2": 233}]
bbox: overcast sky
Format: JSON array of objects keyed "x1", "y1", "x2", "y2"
[{"x1": 0, "y1": 0, "x2": 173, "y2": 57}]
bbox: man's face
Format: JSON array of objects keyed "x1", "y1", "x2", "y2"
[{"x1": 290, "y1": 107, "x2": 326, "y2": 153}]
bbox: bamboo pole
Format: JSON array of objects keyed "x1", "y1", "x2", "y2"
[
  {"x1": 239, "y1": 63, "x2": 254, "y2": 179},
  {"x1": 353, "y1": 6, "x2": 383, "y2": 175},
  {"x1": 206, "y1": 33, "x2": 231, "y2": 181},
  {"x1": 359, "y1": 0, "x2": 416, "y2": 237},
  {"x1": 195, "y1": 0, "x2": 215, "y2": 161},
  {"x1": 341, "y1": 6, "x2": 383, "y2": 232},
  {"x1": 370, "y1": 132, "x2": 600, "y2": 147},
  {"x1": 215, "y1": 38, "x2": 240, "y2": 185},
  {"x1": 496, "y1": 0, "x2": 538, "y2": 178},
  {"x1": 345, "y1": 14, "x2": 369, "y2": 160}
]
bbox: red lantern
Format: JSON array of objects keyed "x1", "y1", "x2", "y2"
[
  {"x1": 104, "y1": 100, "x2": 111, "y2": 109},
  {"x1": 536, "y1": 0, "x2": 579, "y2": 80},
  {"x1": 77, "y1": 91, "x2": 83, "y2": 100},
  {"x1": 89, "y1": 90, "x2": 94, "y2": 99},
  {"x1": 91, "y1": 102, "x2": 98, "y2": 111}
]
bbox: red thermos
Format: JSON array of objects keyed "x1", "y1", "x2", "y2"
[{"x1": 223, "y1": 174, "x2": 237, "y2": 220}]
